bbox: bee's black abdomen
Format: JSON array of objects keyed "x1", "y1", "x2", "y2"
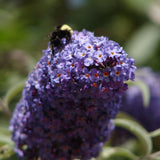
[
  {"x1": 51, "y1": 32, "x2": 57, "y2": 39},
  {"x1": 52, "y1": 38, "x2": 61, "y2": 47},
  {"x1": 49, "y1": 25, "x2": 72, "y2": 55},
  {"x1": 57, "y1": 30, "x2": 65, "y2": 39}
]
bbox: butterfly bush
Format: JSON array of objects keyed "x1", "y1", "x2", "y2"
[
  {"x1": 121, "y1": 68, "x2": 160, "y2": 132},
  {"x1": 10, "y1": 29, "x2": 136, "y2": 160}
]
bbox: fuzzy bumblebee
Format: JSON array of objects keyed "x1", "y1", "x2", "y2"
[{"x1": 49, "y1": 24, "x2": 73, "y2": 54}]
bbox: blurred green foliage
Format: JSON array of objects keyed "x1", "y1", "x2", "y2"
[{"x1": 0, "y1": 0, "x2": 160, "y2": 97}]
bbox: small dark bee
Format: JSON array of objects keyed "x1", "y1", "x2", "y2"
[{"x1": 49, "y1": 24, "x2": 73, "y2": 54}]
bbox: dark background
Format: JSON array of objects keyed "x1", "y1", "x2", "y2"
[{"x1": 0, "y1": 0, "x2": 160, "y2": 97}]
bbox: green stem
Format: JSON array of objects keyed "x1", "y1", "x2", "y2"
[
  {"x1": 126, "y1": 80, "x2": 150, "y2": 107},
  {"x1": 140, "y1": 151, "x2": 160, "y2": 160},
  {"x1": 100, "y1": 147, "x2": 138, "y2": 160},
  {"x1": 149, "y1": 128, "x2": 160, "y2": 138},
  {"x1": 114, "y1": 118, "x2": 152, "y2": 156}
]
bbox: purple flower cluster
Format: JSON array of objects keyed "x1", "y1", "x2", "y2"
[
  {"x1": 10, "y1": 29, "x2": 136, "y2": 160},
  {"x1": 121, "y1": 68, "x2": 160, "y2": 132}
]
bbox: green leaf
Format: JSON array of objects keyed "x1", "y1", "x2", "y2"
[
  {"x1": 123, "y1": 0, "x2": 153, "y2": 14},
  {"x1": 126, "y1": 79, "x2": 150, "y2": 108},
  {"x1": 0, "y1": 99, "x2": 11, "y2": 118},
  {"x1": 147, "y1": 151, "x2": 160, "y2": 160},
  {"x1": 0, "y1": 9, "x2": 15, "y2": 29},
  {"x1": 3, "y1": 80, "x2": 25, "y2": 107},
  {"x1": 114, "y1": 118, "x2": 152, "y2": 156},
  {"x1": 0, "y1": 119, "x2": 12, "y2": 145},
  {"x1": 0, "y1": 144, "x2": 14, "y2": 160},
  {"x1": 125, "y1": 23, "x2": 160, "y2": 65},
  {"x1": 150, "y1": 157, "x2": 160, "y2": 160},
  {"x1": 0, "y1": 125, "x2": 10, "y2": 137},
  {"x1": 0, "y1": 131, "x2": 12, "y2": 145},
  {"x1": 100, "y1": 147, "x2": 138, "y2": 160},
  {"x1": 0, "y1": 135, "x2": 12, "y2": 146},
  {"x1": 2, "y1": 154, "x2": 18, "y2": 160}
]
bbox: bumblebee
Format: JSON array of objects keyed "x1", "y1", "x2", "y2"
[{"x1": 49, "y1": 24, "x2": 73, "y2": 54}]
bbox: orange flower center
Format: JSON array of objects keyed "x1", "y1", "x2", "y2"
[
  {"x1": 94, "y1": 73, "x2": 98, "y2": 77},
  {"x1": 58, "y1": 73, "x2": 61, "y2": 77},
  {"x1": 103, "y1": 71, "x2": 109, "y2": 77},
  {"x1": 86, "y1": 74, "x2": 89, "y2": 78},
  {"x1": 103, "y1": 88, "x2": 108, "y2": 92},
  {"x1": 116, "y1": 71, "x2": 120, "y2": 76},
  {"x1": 93, "y1": 83, "x2": 97, "y2": 87}
]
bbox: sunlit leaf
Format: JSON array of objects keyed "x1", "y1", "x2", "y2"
[
  {"x1": 123, "y1": 0, "x2": 153, "y2": 14},
  {"x1": 148, "y1": 151, "x2": 160, "y2": 160},
  {"x1": 0, "y1": 135, "x2": 11, "y2": 146},
  {"x1": 1, "y1": 154, "x2": 18, "y2": 160},
  {"x1": 0, "y1": 9, "x2": 15, "y2": 28},
  {"x1": 0, "y1": 118, "x2": 12, "y2": 146},
  {"x1": 0, "y1": 144, "x2": 14, "y2": 160},
  {"x1": 0, "y1": 131, "x2": 12, "y2": 145},
  {"x1": 125, "y1": 23, "x2": 160, "y2": 65}
]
